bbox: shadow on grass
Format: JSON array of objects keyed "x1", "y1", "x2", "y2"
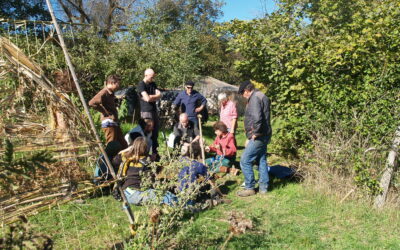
[
  {"x1": 175, "y1": 217, "x2": 269, "y2": 249},
  {"x1": 201, "y1": 124, "x2": 215, "y2": 139},
  {"x1": 219, "y1": 180, "x2": 239, "y2": 194},
  {"x1": 268, "y1": 164, "x2": 304, "y2": 192},
  {"x1": 227, "y1": 230, "x2": 270, "y2": 249}
]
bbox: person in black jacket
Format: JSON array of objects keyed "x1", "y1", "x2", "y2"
[
  {"x1": 237, "y1": 81, "x2": 272, "y2": 197},
  {"x1": 170, "y1": 113, "x2": 201, "y2": 159}
]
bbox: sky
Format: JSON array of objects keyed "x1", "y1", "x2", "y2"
[{"x1": 219, "y1": 0, "x2": 277, "y2": 22}]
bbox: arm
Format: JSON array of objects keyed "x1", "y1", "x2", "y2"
[
  {"x1": 173, "y1": 124, "x2": 180, "y2": 137},
  {"x1": 230, "y1": 118, "x2": 237, "y2": 133},
  {"x1": 195, "y1": 93, "x2": 207, "y2": 113},
  {"x1": 88, "y1": 90, "x2": 113, "y2": 118},
  {"x1": 191, "y1": 125, "x2": 200, "y2": 143},
  {"x1": 141, "y1": 89, "x2": 161, "y2": 102},
  {"x1": 223, "y1": 134, "x2": 237, "y2": 156},
  {"x1": 208, "y1": 137, "x2": 219, "y2": 153},
  {"x1": 172, "y1": 92, "x2": 182, "y2": 107},
  {"x1": 230, "y1": 102, "x2": 238, "y2": 133},
  {"x1": 191, "y1": 135, "x2": 200, "y2": 144},
  {"x1": 249, "y1": 96, "x2": 264, "y2": 139}
]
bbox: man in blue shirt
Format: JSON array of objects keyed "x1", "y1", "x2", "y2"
[{"x1": 172, "y1": 81, "x2": 207, "y2": 127}]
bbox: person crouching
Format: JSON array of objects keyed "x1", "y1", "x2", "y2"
[
  {"x1": 120, "y1": 137, "x2": 177, "y2": 205},
  {"x1": 205, "y1": 121, "x2": 238, "y2": 174}
]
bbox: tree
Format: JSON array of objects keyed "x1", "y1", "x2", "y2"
[
  {"x1": 55, "y1": 0, "x2": 140, "y2": 37},
  {"x1": 0, "y1": 0, "x2": 50, "y2": 20},
  {"x1": 220, "y1": 0, "x2": 400, "y2": 156}
]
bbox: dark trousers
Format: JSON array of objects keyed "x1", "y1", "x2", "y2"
[{"x1": 141, "y1": 111, "x2": 159, "y2": 154}]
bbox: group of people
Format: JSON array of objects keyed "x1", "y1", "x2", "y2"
[{"x1": 89, "y1": 68, "x2": 275, "y2": 207}]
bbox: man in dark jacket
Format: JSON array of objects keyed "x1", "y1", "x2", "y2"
[{"x1": 237, "y1": 81, "x2": 272, "y2": 197}]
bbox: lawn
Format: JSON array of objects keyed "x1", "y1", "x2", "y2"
[{"x1": 9, "y1": 119, "x2": 400, "y2": 249}]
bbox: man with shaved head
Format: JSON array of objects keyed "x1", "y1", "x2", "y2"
[
  {"x1": 137, "y1": 68, "x2": 161, "y2": 159},
  {"x1": 170, "y1": 113, "x2": 201, "y2": 158}
]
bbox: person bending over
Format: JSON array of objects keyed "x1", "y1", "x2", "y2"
[
  {"x1": 168, "y1": 113, "x2": 201, "y2": 159},
  {"x1": 205, "y1": 121, "x2": 237, "y2": 174}
]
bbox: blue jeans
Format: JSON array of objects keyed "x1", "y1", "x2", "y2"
[
  {"x1": 124, "y1": 188, "x2": 178, "y2": 206},
  {"x1": 189, "y1": 117, "x2": 199, "y2": 128},
  {"x1": 240, "y1": 136, "x2": 269, "y2": 191}
]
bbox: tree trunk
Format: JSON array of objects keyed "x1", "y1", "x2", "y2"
[{"x1": 374, "y1": 125, "x2": 400, "y2": 208}]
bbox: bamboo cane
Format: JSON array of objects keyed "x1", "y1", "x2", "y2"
[
  {"x1": 197, "y1": 114, "x2": 206, "y2": 165},
  {"x1": 45, "y1": 0, "x2": 136, "y2": 234},
  {"x1": 2, "y1": 180, "x2": 118, "y2": 224},
  {"x1": 159, "y1": 116, "x2": 171, "y2": 160}
]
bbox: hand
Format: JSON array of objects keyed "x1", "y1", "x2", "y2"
[
  {"x1": 215, "y1": 144, "x2": 221, "y2": 150},
  {"x1": 195, "y1": 107, "x2": 202, "y2": 113},
  {"x1": 251, "y1": 135, "x2": 257, "y2": 140},
  {"x1": 107, "y1": 114, "x2": 116, "y2": 121},
  {"x1": 205, "y1": 146, "x2": 210, "y2": 152}
]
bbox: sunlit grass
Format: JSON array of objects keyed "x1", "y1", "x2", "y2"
[{"x1": 11, "y1": 118, "x2": 400, "y2": 249}]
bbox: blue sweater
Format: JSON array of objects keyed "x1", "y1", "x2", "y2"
[
  {"x1": 172, "y1": 90, "x2": 207, "y2": 120},
  {"x1": 178, "y1": 158, "x2": 208, "y2": 190}
]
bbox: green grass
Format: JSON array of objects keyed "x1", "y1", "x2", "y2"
[
  {"x1": 177, "y1": 183, "x2": 400, "y2": 249},
  {"x1": 5, "y1": 119, "x2": 400, "y2": 249}
]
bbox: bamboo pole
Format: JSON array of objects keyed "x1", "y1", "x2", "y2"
[
  {"x1": 197, "y1": 114, "x2": 206, "y2": 164},
  {"x1": 45, "y1": 0, "x2": 135, "y2": 232},
  {"x1": 2, "y1": 180, "x2": 118, "y2": 224}
]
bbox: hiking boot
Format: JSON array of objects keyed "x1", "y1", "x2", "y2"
[
  {"x1": 221, "y1": 198, "x2": 232, "y2": 204},
  {"x1": 237, "y1": 189, "x2": 256, "y2": 197},
  {"x1": 259, "y1": 189, "x2": 267, "y2": 195}
]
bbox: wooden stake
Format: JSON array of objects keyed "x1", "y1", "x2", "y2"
[
  {"x1": 197, "y1": 114, "x2": 206, "y2": 164},
  {"x1": 374, "y1": 125, "x2": 400, "y2": 208}
]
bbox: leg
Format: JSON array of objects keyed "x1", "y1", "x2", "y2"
[
  {"x1": 102, "y1": 127, "x2": 114, "y2": 144},
  {"x1": 240, "y1": 139, "x2": 263, "y2": 190},
  {"x1": 114, "y1": 126, "x2": 128, "y2": 149},
  {"x1": 257, "y1": 141, "x2": 269, "y2": 193},
  {"x1": 151, "y1": 111, "x2": 160, "y2": 154},
  {"x1": 141, "y1": 111, "x2": 160, "y2": 154},
  {"x1": 162, "y1": 191, "x2": 178, "y2": 206},
  {"x1": 190, "y1": 117, "x2": 199, "y2": 128},
  {"x1": 102, "y1": 126, "x2": 127, "y2": 149}
]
